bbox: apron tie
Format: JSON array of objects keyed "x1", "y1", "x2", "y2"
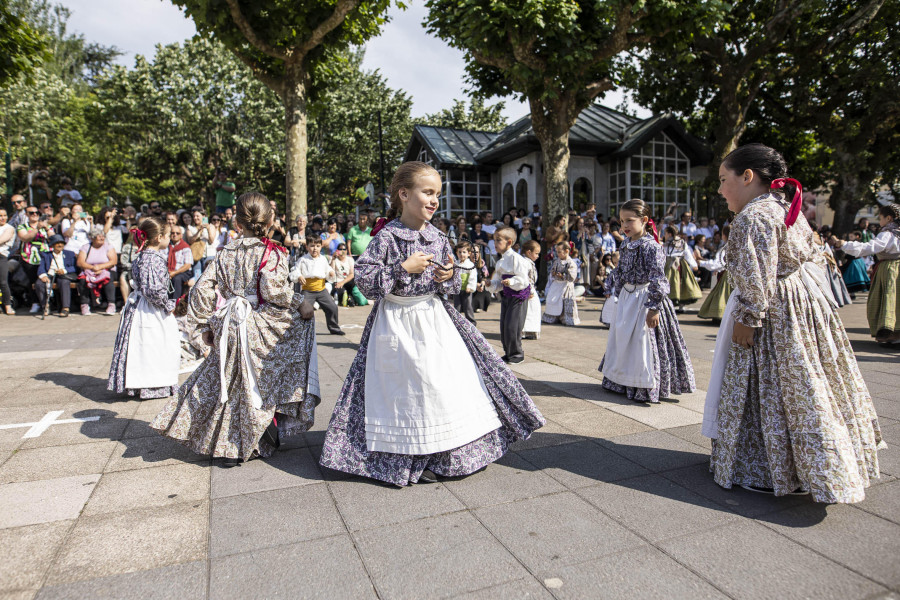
[{"x1": 215, "y1": 294, "x2": 263, "y2": 409}]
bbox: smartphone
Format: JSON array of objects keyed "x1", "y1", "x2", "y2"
[
  {"x1": 78, "y1": 212, "x2": 87, "y2": 218},
  {"x1": 203, "y1": 217, "x2": 209, "y2": 224}
]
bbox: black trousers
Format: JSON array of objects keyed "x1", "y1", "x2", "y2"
[
  {"x1": 36, "y1": 276, "x2": 72, "y2": 310},
  {"x1": 78, "y1": 271, "x2": 117, "y2": 307},
  {"x1": 0, "y1": 255, "x2": 12, "y2": 308},
  {"x1": 170, "y1": 271, "x2": 192, "y2": 299},
  {"x1": 500, "y1": 294, "x2": 527, "y2": 360},
  {"x1": 304, "y1": 288, "x2": 341, "y2": 333},
  {"x1": 454, "y1": 290, "x2": 475, "y2": 323}
]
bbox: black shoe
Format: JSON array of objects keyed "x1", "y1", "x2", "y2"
[
  {"x1": 330, "y1": 329, "x2": 346, "y2": 336},
  {"x1": 222, "y1": 457, "x2": 241, "y2": 468},
  {"x1": 419, "y1": 469, "x2": 439, "y2": 483},
  {"x1": 262, "y1": 419, "x2": 280, "y2": 449},
  {"x1": 500, "y1": 355, "x2": 509, "y2": 363},
  {"x1": 508, "y1": 356, "x2": 524, "y2": 364}
]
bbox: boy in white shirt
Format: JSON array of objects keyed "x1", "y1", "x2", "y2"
[
  {"x1": 289, "y1": 236, "x2": 344, "y2": 335},
  {"x1": 488, "y1": 227, "x2": 532, "y2": 364},
  {"x1": 453, "y1": 241, "x2": 478, "y2": 324}
]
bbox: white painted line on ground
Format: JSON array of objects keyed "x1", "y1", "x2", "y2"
[
  {"x1": 0, "y1": 349, "x2": 72, "y2": 361},
  {"x1": 0, "y1": 410, "x2": 101, "y2": 438}
]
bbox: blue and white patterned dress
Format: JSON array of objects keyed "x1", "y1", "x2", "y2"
[
  {"x1": 599, "y1": 234, "x2": 696, "y2": 403},
  {"x1": 319, "y1": 220, "x2": 545, "y2": 486}
]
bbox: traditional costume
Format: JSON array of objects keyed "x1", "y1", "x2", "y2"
[
  {"x1": 841, "y1": 221, "x2": 900, "y2": 339},
  {"x1": 523, "y1": 257, "x2": 541, "y2": 339},
  {"x1": 705, "y1": 191, "x2": 882, "y2": 503},
  {"x1": 151, "y1": 237, "x2": 320, "y2": 460},
  {"x1": 541, "y1": 256, "x2": 580, "y2": 325},
  {"x1": 290, "y1": 252, "x2": 342, "y2": 335},
  {"x1": 454, "y1": 257, "x2": 477, "y2": 324},
  {"x1": 319, "y1": 220, "x2": 545, "y2": 486},
  {"x1": 489, "y1": 247, "x2": 534, "y2": 360},
  {"x1": 600, "y1": 267, "x2": 618, "y2": 326},
  {"x1": 663, "y1": 237, "x2": 701, "y2": 306},
  {"x1": 818, "y1": 238, "x2": 852, "y2": 307},
  {"x1": 841, "y1": 252, "x2": 870, "y2": 293},
  {"x1": 108, "y1": 248, "x2": 180, "y2": 398},
  {"x1": 599, "y1": 234, "x2": 695, "y2": 403},
  {"x1": 697, "y1": 246, "x2": 732, "y2": 321}
]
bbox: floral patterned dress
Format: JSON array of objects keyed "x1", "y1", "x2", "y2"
[
  {"x1": 107, "y1": 249, "x2": 178, "y2": 399},
  {"x1": 319, "y1": 220, "x2": 546, "y2": 486},
  {"x1": 541, "y1": 257, "x2": 580, "y2": 325},
  {"x1": 151, "y1": 237, "x2": 320, "y2": 460},
  {"x1": 710, "y1": 193, "x2": 882, "y2": 503},
  {"x1": 599, "y1": 235, "x2": 696, "y2": 403}
]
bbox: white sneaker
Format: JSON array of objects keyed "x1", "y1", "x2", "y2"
[
  {"x1": 30, "y1": 303, "x2": 40, "y2": 313},
  {"x1": 81, "y1": 304, "x2": 92, "y2": 316}
]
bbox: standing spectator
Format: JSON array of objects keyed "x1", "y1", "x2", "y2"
[
  {"x1": 55, "y1": 176, "x2": 82, "y2": 207},
  {"x1": 38, "y1": 200, "x2": 65, "y2": 230},
  {"x1": 530, "y1": 203, "x2": 542, "y2": 230},
  {"x1": 167, "y1": 225, "x2": 193, "y2": 299},
  {"x1": 31, "y1": 171, "x2": 54, "y2": 208},
  {"x1": 186, "y1": 208, "x2": 216, "y2": 281},
  {"x1": 8, "y1": 195, "x2": 28, "y2": 256},
  {"x1": 77, "y1": 227, "x2": 118, "y2": 316},
  {"x1": 482, "y1": 211, "x2": 497, "y2": 262},
  {"x1": 320, "y1": 218, "x2": 345, "y2": 255},
  {"x1": 36, "y1": 234, "x2": 76, "y2": 318},
  {"x1": 213, "y1": 170, "x2": 236, "y2": 214},
  {"x1": 678, "y1": 211, "x2": 698, "y2": 241},
  {"x1": 16, "y1": 206, "x2": 53, "y2": 313},
  {"x1": 346, "y1": 213, "x2": 373, "y2": 258},
  {"x1": 452, "y1": 216, "x2": 470, "y2": 243},
  {"x1": 0, "y1": 208, "x2": 15, "y2": 314},
  {"x1": 330, "y1": 242, "x2": 366, "y2": 306},
  {"x1": 119, "y1": 227, "x2": 140, "y2": 300},
  {"x1": 62, "y1": 203, "x2": 93, "y2": 253},
  {"x1": 697, "y1": 216, "x2": 715, "y2": 239},
  {"x1": 148, "y1": 201, "x2": 163, "y2": 218},
  {"x1": 470, "y1": 218, "x2": 490, "y2": 260},
  {"x1": 693, "y1": 234, "x2": 712, "y2": 289},
  {"x1": 121, "y1": 205, "x2": 138, "y2": 229},
  {"x1": 268, "y1": 200, "x2": 286, "y2": 243},
  {"x1": 99, "y1": 206, "x2": 127, "y2": 253},
  {"x1": 286, "y1": 214, "x2": 308, "y2": 264},
  {"x1": 518, "y1": 217, "x2": 536, "y2": 245}
]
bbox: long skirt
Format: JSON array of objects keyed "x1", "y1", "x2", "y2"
[
  {"x1": 542, "y1": 280, "x2": 580, "y2": 325},
  {"x1": 710, "y1": 269, "x2": 882, "y2": 503},
  {"x1": 151, "y1": 297, "x2": 321, "y2": 460},
  {"x1": 867, "y1": 259, "x2": 900, "y2": 337},
  {"x1": 107, "y1": 299, "x2": 178, "y2": 399},
  {"x1": 599, "y1": 294, "x2": 695, "y2": 403},
  {"x1": 698, "y1": 272, "x2": 733, "y2": 320},
  {"x1": 523, "y1": 291, "x2": 542, "y2": 334},
  {"x1": 665, "y1": 258, "x2": 702, "y2": 305},
  {"x1": 826, "y1": 263, "x2": 852, "y2": 307},
  {"x1": 319, "y1": 297, "x2": 545, "y2": 486},
  {"x1": 842, "y1": 257, "x2": 870, "y2": 292}
]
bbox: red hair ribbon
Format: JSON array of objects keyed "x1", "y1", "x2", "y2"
[
  {"x1": 130, "y1": 228, "x2": 147, "y2": 251},
  {"x1": 771, "y1": 178, "x2": 803, "y2": 228},
  {"x1": 647, "y1": 218, "x2": 660, "y2": 243},
  {"x1": 256, "y1": 237, "x2": 287, "y2": 306},
  {"x1": 371, "y1": 217, "x2": 387, "y2": 236},
  {"x1": 568, "y1": 241, "x2": 575, "y2": 252}
]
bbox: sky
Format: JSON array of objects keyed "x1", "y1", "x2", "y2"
[{"x1": 60, "y1": 0, "x2": 648, "y2": 121}]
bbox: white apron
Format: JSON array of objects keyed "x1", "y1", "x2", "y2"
[
  {"x1": 215, "y1": 295, "x2": 263, "y2": 410},
  {"x1": 523, "y1": 286, "x2": 541, "y2": 333},
  {"x1": 543, "y1": 280, "x2": 567, "y2": 317},
  {"x1": 364, "y1": 293, "x2": 502, "y2": 455},
  {"x1": 124, "y1": 291, "x2": 180, "y2": 389},
  {"x1": 600, "y1": 296, "x2": 617, "y2": 325},
  {"x1": 600, "y1": 283, "x2": 655, "y2": 388}
]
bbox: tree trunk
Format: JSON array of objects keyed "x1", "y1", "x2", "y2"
[
  {"x1": 829, "y1": 168, "x2": 866, "y2": 236},
  {"x1": 530, "y1": 98, "x2": 572, "y2": 230},
  {"x1": 284, "y1": 62, "x2": 309, "y2": 222},
  {"x1": 707, "y1": 87, "x2": 747, "y2": 182}
]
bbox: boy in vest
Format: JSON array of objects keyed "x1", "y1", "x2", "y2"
[{"x1": 289, "y1": 236, "x2": 344, "y2": 335}]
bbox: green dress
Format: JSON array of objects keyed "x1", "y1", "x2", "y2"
[{"x1": 664, "y1": 239, "x2": 701, "y2": 305}]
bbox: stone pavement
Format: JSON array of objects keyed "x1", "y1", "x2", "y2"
[{"x1": 1, "y1": 292, "x2": 898, "y2": 599}]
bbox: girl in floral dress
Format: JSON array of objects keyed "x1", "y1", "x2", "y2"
[
  {"x1": 599, "y1": 199, "x2": 695, "y2": 403},
  {"x1": 662, "y1": 226, "x2": 701, "y2": 311},
  {"x1": 706, "y1": 143, "x2": 882, "y2": 502},
  {"x1": 108, "y1": 217, "x2": 180, "y2": 399},
  {"x1": 151, "y1": 193, "x2": 320, "y2": 465},
  {"x1": 541, "y1": 241, "x2": 580, "y2": 325},
  {"x1": 319, "y1": 161, "x2": 545, "y2": 486}
]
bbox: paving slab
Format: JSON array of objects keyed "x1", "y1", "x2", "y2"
[
  {"x1": 442, "y1": 451, "x2": 566, "y2": 508},
  {"x1": 0, "y1": 521, "x2": 73, "y2": 593},
  {"x1": 508, "y1": 420, "x2": 586, "y2": 452},
  {"x1": 209, "y1": 446, "x2": 321, "y2": 499},
  {"x1": 662, "y1": 423, "x2": 712, "y2": 450},
  {"x1": 547, "y1": 408, "x2": 652, "y2": 439},
  {"x1": 18, "y1": 408, "x2": 132, "y2": 450},
  {"x1": 516, "y1": 439, "x2": 650, "y2": 489},
  {"x1": 209, "y1": 534, "x2": 376, "y2": 599},
  {"x1": 82, "y1": 462, "x2": 209, "y2": 516},
  {"x1": 354, "y1": 511, "x2": 532, "y2": 600},
  {"x1": 35, "y1": 561, "x2": 206, "y2": 600},
  {"x1": 210, "y1": 483, "x2": 345, "y2": 558},
  {"x1": 0, "y1": 441, "x2": 117, "y2": 484},
  {"x1": 598, "y1": 429, "x2": 710, "y2": 473},
  {"x1": 0, "y1": 475, "x2": 98, "y2": 529},
  {"x1": 450, "y1": 577, "x2": 553, "y2": 600},
  {"x1": 474, "y1": 492, "x2": 645, "y2": 577},
  {"x1": 856, "y1": 479, "x2": 900, "y2": 525},
  {"x1": 45, "y1": 501, "x2": 208, "y2": 586},
  {"x1": 104, "y1": 435, "x2": 210, "y2": 472},
  {"x1": 659, "y1": 519, "x2": 887, "y2": 600}
]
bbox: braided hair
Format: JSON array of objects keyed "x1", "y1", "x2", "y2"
[{"x1": 235, "y1": 192, "x2": 273, "y2": 239}]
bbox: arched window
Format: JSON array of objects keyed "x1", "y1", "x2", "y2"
[
  {"x1": 573, "y1": 178, "x2": 592, "y2": 211},
  {"x1": 502, "y1": 183, "x2": 514, "y2": 214},
  {"x1": 516, "y1": 179, "x2": 528, "y2": 209}
]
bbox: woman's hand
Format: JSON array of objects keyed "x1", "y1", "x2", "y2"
[
  {"x1": 402, "y1": 251, "x2": 433, "y2": 274},
  {"x1": 299, "y1": 300, "x2": 315, "y2": 320},
  {"x1": 732, "y1": 321, "x2": 756, "y2": 348},
  {"x1": 646, "y1": 310, "x2": 659, "y2": 329},
  {"x1": 829, "y1": 235, "x2": 843, "y2": 248},
  {"x1": 202, "y1": 330, "x2": 214, "y2": 346},
  {"x1": 433, "y1": 255, "x2": 455, "y2": 283}
]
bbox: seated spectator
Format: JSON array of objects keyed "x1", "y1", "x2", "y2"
[
  {"x1": 693, "y1": 234, "x2": 712, "y2": 289},
  {"x1": 77, "y1": 227, "x2": 118, "y2": 316},
  {"x1": 119, "y1": 226, "x2": 140, "y2": 300},
  {"x1": 62, "y1": 203, "x2": 93, "y2": 253},
  {"x1": 16, "y1": 206, "x2": 54, "y2": 313},
  {"x1": 320, "y1": 218, "x2": 345, "y2": 255},
  {"x1": 330, "y1": 242, "x2": 366, "y2": 307},
  {"x1": 167, "y1": 225, "x2": 193, "y2": 299},
  {"x1": 0, "y1": 208, "x2": 17, "y2": 314},
  {"x1": 99, "y1": 206, "x2": 127, "y2": 253},
  {"x1": 36, "y1": 234, "x2": 77, "y2": 318}
]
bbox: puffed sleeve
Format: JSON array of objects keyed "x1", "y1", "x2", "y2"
[
  {"x1": 355, "y1": 233, "x2": 411, "y2": 299},
  {"x1": 645, "y1": 242, "x2": 669, "y2": 311},
  {"x1": 186, "y1": 256, "x2": 218, "y2": 332},
  {"x1": 562, "y1": 259, "x2": 577, "y2": 282},
  {"x1": 141, "y1": 255, "x2": 176, "y2": 313},
  {"x1": 437, "y1": 237, "x2": 461, "y2": 296},
  {"x1": 842, "y1": 232, "x2": 892, "y2": 258},
  {"x1": 259, "y1": 249, "x2": 293, "y2": 308},
  {"x1": 727, "y1": 210, "x2": 778, "y2": 328}
]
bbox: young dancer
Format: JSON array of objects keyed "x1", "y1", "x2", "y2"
[
  {"x1": 319, "y1": 161, "x2": 544, "y2": 486},
  {"x1": 542, "y1": 241, "x2": 580, "y2": 326},
  {"x1": 697, "y1": 226, "x2": 732, "y2": 322},
  {"x1": 599, "y1": 199, "x2": 695, "y2": 403},
  {"x1": 107, "y1": 217, "x2": 181, "y2": 398},
  {"x1": 663, "y1": 226, "x2": 701, "y2": 311},
  {"x1": 152, "y1": 193, "x2": 321, "y2": 464},
  {"x1": 813, "y1": 231, "x2": 851, "y2": 307},
  {"x1": 599, "y1": 254, "x2": 618, "y2": 327},
  {"x1": 832, "y1": 203, "x2": 900, "y2": 345},
  {"x1": 706, "y1": 144, "x2": 881, "y2": 502},
  {"x1": 290, "y1": 236, "x2": 345, "y2": 335},
  {"x1": 840, "y1": 230, "x2": 871, "y2": 295},
  {"x1": 521, "y1": 240, "x2": 542, "y2": 340},
  {"x1": 488, "y1": 226, "x2": 533, "y2": 362},
  {"x1": 453, "y1": 241, "x2": 477, "y2": 324}
]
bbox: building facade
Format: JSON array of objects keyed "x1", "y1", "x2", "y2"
[{"x1": 404, "y1": 103, "x2": 710, "y2": 221}]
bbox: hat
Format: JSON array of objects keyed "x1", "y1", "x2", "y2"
[{"x1": 48, "y1": 234, "x2": 65, "y2": 246}]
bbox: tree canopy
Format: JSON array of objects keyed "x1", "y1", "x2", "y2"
[{"x1": 418, "y1": 98, "x2": 507, "y2": 132}]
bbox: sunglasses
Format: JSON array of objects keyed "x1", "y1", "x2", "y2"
[{"x1": 26, "y1": 210, "x2": 39, "y2": 215}]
